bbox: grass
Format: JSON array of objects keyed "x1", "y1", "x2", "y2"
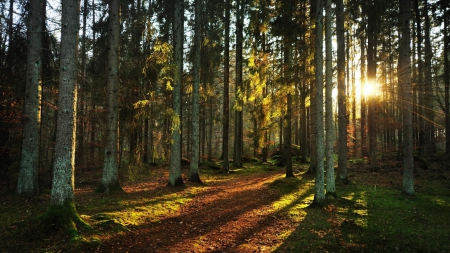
[{"x1": 1, "y1": 160, "x2": 449, "y2": 252}]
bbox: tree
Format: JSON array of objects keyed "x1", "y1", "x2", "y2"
[
  {"x1": 367, "y1": 0, "x2": 379, "y2": 170},
  {"x1": 336, "y1": 0, "x2": 348, "y2": 184},
  {"x1": 222, "y1": 0, "x2": 230, "y2": 174},
  {"x1": 399, "y1": 0, "x2": 414, "y2": 196},
  {"x1": 233, "y1": 0, "x2": 244, "y2": 168},
  {"x1": 189, "y1": 0, "x2": 202, "y2": 183},
  {"x1": 423, "y1": 0, "x2": 435, "y2": 154},
  {"x1": 312, "y1": 0, "x2": 326, "y2": 207},
  {"x1": 98, "y1": 0, "x2": 123, "y2": 193},
  {"x1": 443, "y1": 1, "x2": 450, "y2": 155},
  {"x1": 17, "y1": 0, "x2": 46, "y2": 195},
  {"x1": 43, "y1": 0, "x2": 90, "y2": 237},
  {"x1": 168, "y1": 0, "x2": 184, "y2": 186},
  {"x1": 325, "y1": 0, "x2": 335, "y2": 194}
]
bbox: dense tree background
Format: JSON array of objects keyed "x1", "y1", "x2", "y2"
[{"x1": 0, "y1": 0, "x2": 449, "y2": 201}]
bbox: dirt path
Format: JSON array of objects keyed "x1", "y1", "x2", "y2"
[{"x1": 97, "y1": 170, "x2": 298, "y2": 253}]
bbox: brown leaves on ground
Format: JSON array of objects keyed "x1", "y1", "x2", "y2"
[{"x1": 94, "y1": 169, "x2": 295, "y2": 253}]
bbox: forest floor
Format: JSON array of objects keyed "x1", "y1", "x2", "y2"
[{"x1": 1, "y1": 156, "x2": 450, "y2": 252}]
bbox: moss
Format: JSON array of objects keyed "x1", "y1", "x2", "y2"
[{"x1": 40, "y1": 200, "x2": 92, "y2": 239}]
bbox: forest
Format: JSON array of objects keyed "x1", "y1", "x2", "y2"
[{"x1": 1, "y1": 0, "x2": 450, "y2": 252}]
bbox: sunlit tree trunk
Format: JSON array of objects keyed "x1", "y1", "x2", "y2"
[
  {"x1": 47, "y1": 0, "x2": 90, "y2": 236},
  {"x1": 313, "y1": 0, "x2": 325, "y2": 206},
  {"x1": 189, "y1": 0, "x2": 202, "y2": 183},
  {"x1": 399, "y1": 0, "x2": 414, "y2": 196},
  {"x1": 98, "y1": 0, "x2": 123, "y2": 193},
  {"x1": 168, "y1": 0, "x2": 184, "y2": 186},
  {"x1": 325, "y1": 0, "x2": 335, "y2": 193},
  {"x1": 17, "y1": 0, "x2": 46, "y2": 195}
]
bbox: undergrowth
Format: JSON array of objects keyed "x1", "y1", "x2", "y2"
[{"x1": 0, "y1": 160, "x2": 449, "y2": 252}]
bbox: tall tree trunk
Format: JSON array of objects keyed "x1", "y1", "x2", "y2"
[
  {"x1": 168, "y1": 0, "x2": 184, "y2": 186},
  {"x1": 399, "y1": 0, "x2": 414, "y2": 196},
  {"x1": 444, "y1": 6, "x2": 450, "y2": 155},
  {"x1": 234, "y1": 0, "x2": 243, "y2": 168},
  {"x1": 309, "y1": 0, "x2": 317, "y2": 174},
  {"x1": 336, "y1": 0, "x2": 348, "y2": 183},
  {"x1": 17, "y1": 0, "x2": 46, "y2": 195},
  {"x1": 312, "y1": 0, "x2": 325, "y2": 207},
  {"x1": 98, "y1": 0, "x2": 123, "y2": 193},
  {"x1": 325, "y1": 0, "x2": 335, "y2": 193},
  {"x1": 414, "y1": 0, "x2": 425, "y2": 157},
  {"x1": 222, "y1": 0, "x2": 230, "y2": 173},
  {"x1": 367, "y1": 1, "x2": 378, "y2": 170},
  {"x1": 423, "y1": 0, "x2": 435, "y2": 154},
  {"x1": 189, "y1": 0, "x2": 202, "y2": 183},
  {"x1": 46, "y1": 0, "x2": 90, "y2": 238}
]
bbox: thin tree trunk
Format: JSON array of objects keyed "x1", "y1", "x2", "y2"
[
  {"x1": 367, "y1": 2, "x2": 378, "y2": 170},
  {"x1": 234, "y1": 0, "x2": 243, "y2": 168},
  {"x1": 399, "y1": 0, "x2": 414, "y2": 196},
  {"x1": 444, "y1": 8, "x2": 450, "y2": 155},
  {"x1": 222, "y1": 0, "x2": 230, "y2": 173},
  {"x1": 189, "y1": 0, "x2": 202, "y2": 183},
  {"x1": 336, "y1": 0, "x2": 348, "y2": 183},
  {"x1": 325, "y1": 0, "x2": 335, "y2": 193},
  {"x1": 423, "y1": 0, "x2": 435, "y2": 154},
  {"x1": 168, "y1": 0, "x2": 184, "y2": 186}
]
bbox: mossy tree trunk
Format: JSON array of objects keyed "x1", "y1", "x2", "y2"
[
  {"x1": 47, "y1": 0, "x2": 90, "y2": 238},
  {"x1": 17, "y1": 0, "x2": 46, "y2": 195},
  {"x1": 98, "y1": 0, "x2": 123, "y2": 193}
]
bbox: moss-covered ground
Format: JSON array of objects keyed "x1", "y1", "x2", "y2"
[{"x1": 0, "y1": 158, "x2": 449, "y2": 252}]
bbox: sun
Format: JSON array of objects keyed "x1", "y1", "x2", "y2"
[{"x1": 363, "y1": 80, "x2": 377, "y2": 97}]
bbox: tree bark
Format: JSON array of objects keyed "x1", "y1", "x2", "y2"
[
  {"x1": 189, "y1": 0, "x2": 202, "y2": 183},
  {"x1": 222, "y1": 0, "x2": 230, "y2": 173},
  {"x1": 98, "y1": 0, "x2": 123, "y2": 193},
  {"x1": 17, "y1": 0, "x2": 46, "y2": 195},
  {"x1": 325, "y1": 0, "x2": 335, "y2": 193},
  {"x1": 312, "y1": 0, "x2": 325, "y2": 207},
  {"x1": 367, "y1": 1, "x2": 378, "y2": 170},
  {"x1": 423, "y1": 0, "x2": 435, "y2": 154},
  {"x1": 336, "y1": 0, "x2": 348, "y2": 184},
  {"x1": 399, "y1": 0, "x2": 414, "y2": 196},
  {"x1": 168, "y1": 0, "x2": 184, "y2": 186},
  {"x1": 234, "y1": 0, "x2": 244, "y2": 168},
  {"x1": 46, "y1": 1, "x2": 90, "y2": 237}
]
